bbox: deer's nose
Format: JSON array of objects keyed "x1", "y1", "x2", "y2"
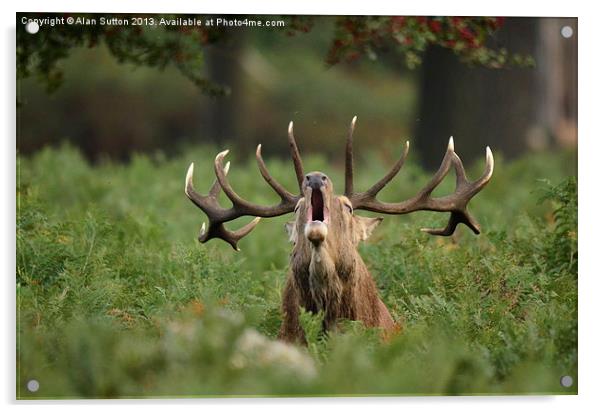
[{"x1": 306, "y1": 173, "x2": 327, "y2": 190}]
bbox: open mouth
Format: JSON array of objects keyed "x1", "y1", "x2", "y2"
[
  {"x1": 308, "y1": 189, "x2": 329, "y2": 223},
  {"x1": 312, "y1": 189, "x2": 324, "y2": 221}
]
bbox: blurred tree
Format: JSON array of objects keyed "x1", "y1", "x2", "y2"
[
  {"x1": 18, "y1": 14, "x2": 526, "y2": 95},
  {"x1": 17, "y1": 13, "x2": 534, "y2": 162},
  {"x1": 322, "y1": 16, "x2": 532, "y2": 69},
  {"x1": 204, "y1": 28, "x2": 247, "y2": 145},
  {"x1": 414, "y1": 18, "x2": 576, "y2": 167},
  {"x1": 17, "y1": 13, "x2": 227, "y2": 95},
  {"x1": 415, "y1": 18, "x2": 538, "y2": 167}
]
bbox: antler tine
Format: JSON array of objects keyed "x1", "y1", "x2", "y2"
[
  {"x1": 205, "y1": 217, "x2": 262, "y2": 251},
  {"x1": 362, "y1": 140, "x2": 410, "y2": 198},
  {"x1": 186, "y1": 161, "x2": 258, "y2": 250},
  {"x1": 343, "y1": 119, "x2": 409, "y2": 200},
  {"x1": 214, "y1": 150, "x2": 247, "y2": 208},
  {"x1": 185, "y1": 163, "x2": 206, "y2": 210},
  {"x1": 344, "y1": 116, "x2": 358, "y2": 196},
  {"x1": 214, "y1": 150, "x2": 300, "y2": 217},
  {"x1": 420, "y1": 210, "x2": 480, "y2": 236},
  {"x1": 414, "y1": 137, "x2": 457, "y2": 199},
  {"x1": 469, "y1": 146, "x2": 494, "y2": 196},
  {"x1": 256, "y1": 144, "x2": 296, "y2": 202},
  {"x1": 186, "y1": 136, "x2": 303, "y2": 249},
  {"x1": 209, "y1": 161, "x2": 229, "y2": 198},
  {"x1": 422, "y1": 146, "x2": 493, "y2": 236},
  {"x1": 447, "y1": 138, "x2": 468, "y2": 191},
  {"x1": 288, "y1": 121, "x2": 305, "y2": 192},
  {"x1": 186, "y1": 162, "x2": 228, "y2": 216},
  {"x1": 351, "y1": 137, "x2": 494, "y2": 236}
]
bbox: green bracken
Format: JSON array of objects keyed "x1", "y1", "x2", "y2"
[{"x1": 16, "y1": 144, "x2": 577, "y2": 398}]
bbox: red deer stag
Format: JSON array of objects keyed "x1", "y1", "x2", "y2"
[{"x1": 184, "y1": 117, "x2": 494, "y2": 344}]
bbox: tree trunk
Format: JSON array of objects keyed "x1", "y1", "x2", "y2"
[
  {"x1": 414, "y1": 17, "x2": 576, "y2": 169},
  {"x1": 204, "y1": 26, "x2": 247, "y2": 145}
]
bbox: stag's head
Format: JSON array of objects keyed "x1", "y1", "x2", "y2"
[
  {"x1": 285, "y1": 168, "x2": 383, "y2": 270},
  {"x1": 184, "y1": 117, "x2": 494, "y2": 264},
  {"x1": 294, "y1": 169, "x2": 381, "y2": 243}
]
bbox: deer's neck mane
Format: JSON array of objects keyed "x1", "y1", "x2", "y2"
[
  {"x1": 308, "y1": 245, "x2": 341, "y2": 314},
  {"x1": 291, "y1": 240, "x2": 366, "y2": 322}
]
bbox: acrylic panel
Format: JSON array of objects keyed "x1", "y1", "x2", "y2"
[{"x1": 16, "y1": 12, "x2": 577, "y2": 399}]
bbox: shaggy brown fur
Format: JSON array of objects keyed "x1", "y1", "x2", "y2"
[{"x1": 278, "y1": 172, "x2": 395, "y2": 344}]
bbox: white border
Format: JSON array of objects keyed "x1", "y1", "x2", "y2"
[
  {"x1": 3, "y1": 1, "x2": 599, "y2": 412},
  {"x1": 5, "y1": 0, "x2": 583, "y2": 16}
]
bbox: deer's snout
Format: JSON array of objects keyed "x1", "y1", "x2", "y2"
[{"x1": 305, "y1": 173, "x2": 328, "y2": 190}]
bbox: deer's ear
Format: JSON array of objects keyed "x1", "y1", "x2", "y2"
[
  {"x1": 355, "y1": 216, "x2": 383, "y2": 242},
  {"x1": 285, "y1": 221, "x2": 297, "y2": 243}
]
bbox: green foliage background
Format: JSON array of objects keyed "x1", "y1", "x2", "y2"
[{"x1": 16, "y1": 144, "x2": 577, "y2": 398}]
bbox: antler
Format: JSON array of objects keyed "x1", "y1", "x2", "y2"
[
  {"x1": 185, "y1": 123, "x2": 304, "y2": 250},
  {"x1": 345, "y1": 117, "x2": 494, "y2": 236}
]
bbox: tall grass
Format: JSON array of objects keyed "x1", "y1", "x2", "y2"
[{"x1": 16, "y1": 144, "x2": 577, "y2": 398}]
